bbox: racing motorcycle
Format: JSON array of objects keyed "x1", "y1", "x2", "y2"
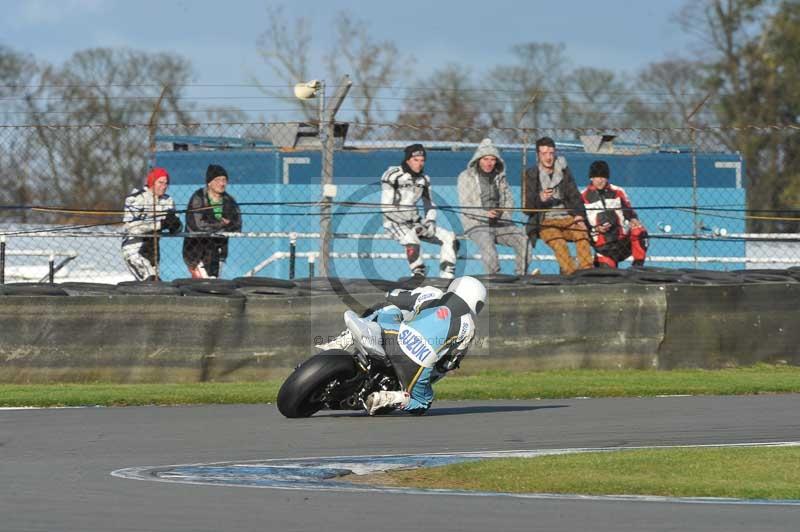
[{"x1": 276, "y1": 310, "x2": 456, "y2": 418}]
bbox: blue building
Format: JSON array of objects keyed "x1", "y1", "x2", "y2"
[{"x1": 154, "y1": 133, "x2": 745, "y2": 279}]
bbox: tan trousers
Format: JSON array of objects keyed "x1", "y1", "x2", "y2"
[{"x1": 539, "y1": 216, "x2": 593, "y2": 275}]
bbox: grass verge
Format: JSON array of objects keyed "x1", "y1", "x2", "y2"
[
  {"x1": 0, "y1": 365, "x2": 799, "y2": 407},
  {"x1": 374, "y1": 446, "x2": 800, "y2": 500}
]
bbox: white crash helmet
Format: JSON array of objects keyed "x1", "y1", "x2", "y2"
[{"x1": 447, "y1": 276, "x2": 487, "y2": 315}]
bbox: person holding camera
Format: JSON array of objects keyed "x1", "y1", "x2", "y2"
[
  {"x1": 581, "y1": 160, "x2": 648, "y2": 268},
  {"x1": 523, "y1": 136, "x2": 593, "y2": 275},
  {"x1": 381, "y1": 144, "x2": 458, "y2": 279}
]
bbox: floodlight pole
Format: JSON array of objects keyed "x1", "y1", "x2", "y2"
[{"x1": 318, "y1": 75, "x2": 352, "y2": 278}]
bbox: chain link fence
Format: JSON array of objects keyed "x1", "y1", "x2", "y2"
[{"x1": 1, "y1": 121, "x2": 798, "y2": 284}]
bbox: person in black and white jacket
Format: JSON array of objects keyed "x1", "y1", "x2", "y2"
[
  {"x1": 121, "y1": 167, "x2": 182, "y2": 281},
  {"x1": 381, "y1": 144, "x2": 458, "y2": 278}
]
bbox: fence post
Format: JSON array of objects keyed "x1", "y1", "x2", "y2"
[
  {"x1": 690, "y1": 127, "x2": 699, "y2": 267},
  {"x1": 48, "y1": 253, "x2": 55, "y2": 284},
  {"x1": 308, "y1": 254, "x2": 315, "y2": 278},
  {"x1": 685, "y1": 92, "x2": 712, "y2": 268},
  {"x1": 289, "y1": 233, "x2": 297, "y2": 280},
  {"x1": 0, "y1": 235, "x2": 5, "y2": 284},
  {"x1": 318, "y1": 76, "x2": 352, "y2": 278}
]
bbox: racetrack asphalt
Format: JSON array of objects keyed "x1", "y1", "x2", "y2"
[{"x1": 2, "y1": 395, "x2": 799, "y2": 532}]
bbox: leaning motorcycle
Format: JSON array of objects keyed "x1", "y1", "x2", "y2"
[{"x1": 276, "y1": 311, "x2": 454, "y2": 418}]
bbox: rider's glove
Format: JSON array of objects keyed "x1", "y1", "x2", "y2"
[{"x1": 416, "y1": 219, "x2": 436, "y2": 239}]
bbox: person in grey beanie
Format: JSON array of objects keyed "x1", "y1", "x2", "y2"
[{"x1": 457, "y1": 138, "x2": 535, "y2": 276}]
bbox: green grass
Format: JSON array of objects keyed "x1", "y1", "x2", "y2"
[
  {"x1": 381, "y1": 446, "x2": 800, "y2": 500},
  {"x1": 436, "y1": 365, "x2": 800, "y2": 400},
  {"x1": 0, "y1": 382, "x2": 281, "y2": 407},
  {"x1": 1, "y1": 365, "x2": 799, "y2": 407}
]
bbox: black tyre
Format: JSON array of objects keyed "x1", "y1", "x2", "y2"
[
  {"x1": 58, "y1": 282, "x2": 118, "y2": 296},
  {"x1": 0, "y1": 283, "x2": 68, "y2": 296},
  {"x1": 179, "y1": 282, "x2": 245, "y2": 298},
  {"x1": 630, "y1": 270, "x2": 684, "y2": 284},
  {"x1": 237, "y1": 285, "x2": 299, "y2": 297},
  {"x1": 396, "y1": 276, "x2": 451, "y2": 290},
  {"x1": 570, "y1": 268, "x2": 631, "y2": 285},
  {"x1": 116, "y1": 281, "x2": 182, "y2": 295},
  {"x1": 521, "y1": 274, "x2": 572, "y2": 286},
  {"x1": 172, "y1": 278, "x2": 238, "y2": 290},
  {"x1": 277, "y1": 350, "x2": 358, "y2": 418},
  {"x1": 738, "y1": 272, "x2": 798, "y2": 284},
  {"x1": 679, "y1": 271, "x2": 743, "y2": 285},
  {"x1": 473, "y1": 273, "x2": 519, "y2": 284},
  {"x1": 233, "y1": 276, "x2": 296, "y2": 289}
]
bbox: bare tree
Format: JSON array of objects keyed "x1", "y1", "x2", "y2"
[
  {"x1": 13, "y1": 47, "x2": 196, "y2": 214},
  {"x1": 624, "y1": 59, "x2": 707, "y2": 129},
  {"x1": 324, "y1": 12, "x2": 407, "y2": 137},
  {"x1": 485, "y1": 43, "x2": 571, "y2": 131},
  {"x1": 393, "y1": 64, "x2": 491, "y2": 142},
  {"x1": 671, "y1": 0, "x2": 800, "y2": 232},
  {"x1": 561, "y1": 66, "x2": 629, "y2": 128},
  {"x1": 255, "y1": 6, "x2": 316, "y2": 122},
  {"x1": 255, "y1": 8, "x2": 410, "y2": 132}
]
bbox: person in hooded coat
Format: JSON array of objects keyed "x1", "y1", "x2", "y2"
[{"x1": 457, "y1": 138, "x2": 533, "y2": 275}]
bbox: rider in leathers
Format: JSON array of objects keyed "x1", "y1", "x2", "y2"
[{"x1": 344, "y1": 276, "x2": 487, "y2": 415}]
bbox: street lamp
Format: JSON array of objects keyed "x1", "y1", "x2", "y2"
[{"x1": 293, "y1": 76, "x2": 352, "y2": 278}]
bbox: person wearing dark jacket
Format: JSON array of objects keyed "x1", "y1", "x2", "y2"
[
  {"x1": 522, "y1": 137, "x2": 593, "y2": 275},
  {"x1": 182, "y1": 164, "x2": 242, "y2": 278}
]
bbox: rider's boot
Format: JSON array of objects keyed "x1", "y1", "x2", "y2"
[
  {"x1": 314, "y1": 330, "x2": 353, "y2": 351},
  {"x1": 366, "y1": 390, "x2": 410, "y2": 415}
]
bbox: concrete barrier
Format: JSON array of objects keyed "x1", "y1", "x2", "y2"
[{"x1": 0, "y1": 282, "x2": 797, "y2": 383}]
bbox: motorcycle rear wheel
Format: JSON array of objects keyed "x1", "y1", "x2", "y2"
[{"x1": 277, "y1": 350, "x2": 358, "y2": 418}]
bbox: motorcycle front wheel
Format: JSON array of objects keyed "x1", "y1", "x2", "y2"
[{"x1": 277, "y1": 350, "x2": 359, "y2": 418}]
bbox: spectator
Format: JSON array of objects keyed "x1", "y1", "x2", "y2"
[
  {"x1": 457, "y1": 138, "x2": 533, "y2": 275},
  {"x1": 581, "y1": 160, "x2": 648, "y2": 268},
  {"x1": 381, "y1": 143, "x2": 458, "y2": 279},
  {"x1": 182, "y1": 164, "x2": 242, "y2": 278},
  {"x1": 523, "y1": 136, "x2": 593, "y2": 275},
  {"x1": 121, "y1": 167, "x2": 181, "y2": 281}
]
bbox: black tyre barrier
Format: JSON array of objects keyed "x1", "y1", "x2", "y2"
[
  {"x1": 355, "y1": 278, "x2": 402, "y2": 292},
  {"x1": 180, "y1": 284, "x2": 246, "y2": 298},
  {"x1": 0, "y1": 283, "x2": 68, "y2": 296},
  {"x1": 396, "y1": 276, "x2": 452, "y2": 290},
  {"x1": 292, "y1": 276, "x2": 340, "y2": 292},
  {"x1": 521, "y1": 274, "x2": 573, "y2": 286},
  {"x1": 236, "y1": 285, "x2": 300, "y2": 297},
  {"x1": 171, "y1": 278, "x2": 239, "y2": 290},
  {"x1": 233, "y1": 276, "x2": 296, "y2": 289},
  {"x1": 116, "y1": 280, "x2": 182, "y2": 295},
  {"x1": 629, "y1": 265, "x2": 678, "y2": 274},
  {"x1": 473, "y1": 273, "x2": 519, "y2": 284},
  {"x1": 569, "y1": 269, "x2": 632, "y2": 285},
  {"x1": 630, "y1": 270, "x2": 685, "y2": 284},
  {"x1": 678, "y1": 271, "x2": 744, "y2": 285},
  {"x1": 58, "y1": 282, "x2": 118, "y2": 296},
  {"x1": 738, "y1": 272, "x2": 799, "y2": 284}
]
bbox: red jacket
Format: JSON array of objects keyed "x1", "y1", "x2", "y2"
[{"x1": 580, "y1": 183, "x2": 638, "y2": 249}]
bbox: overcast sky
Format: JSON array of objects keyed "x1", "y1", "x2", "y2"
[{"x1": 4, "y1": 0, "x2": 695, "y2": 120}]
